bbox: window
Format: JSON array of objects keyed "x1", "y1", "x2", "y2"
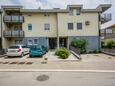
[
  {"x1": 77, "y1": 23, "x2": 82, "y2": 30},
  {"x1": 76, "y1": 9, "x2": 81, "y2": 15},
  {"x1": 69, "y1": 9, "x2": 73, "y2": 16},
  {"x1": 68, "y1": 23, "x2": 73, "y2": 30},
  {"x1": 44, "y1": 13, "x2": 50, "y2": 16},
  {"x1": 28, "y1": 39, "x2": 33, "y2": 45},
  {"x1": 9, "y1": 46, "x2": 19, "y2": 49},
  {"x1": 34, "y1": 39, "x2": 38, "y2": 45},
  {"x1": 15, "y1": 40, "x2": 22, "y2": 44},
  {"x1": 44, "y1": 24, "x2": 50, "y2": 30},
  {"x1": 22, "y1": 46, "x2": 27, "y2": 48},
  {"x1": 28, "y1": 24, "x2": 32, "y2": 31}
]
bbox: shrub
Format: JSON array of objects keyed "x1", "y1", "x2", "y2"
[
  {"x1": 55, "y1": 48, "x2": 70, "y2": 59},
  {"x1": 71, "y1": 39, "x2": 87, "y2": 54},
  {"x1": 106, "y1": 40, "x2": 115, "y2": 49},
  {"x1": 101, "y1": 41, "x2": 106, "y2": 48}
]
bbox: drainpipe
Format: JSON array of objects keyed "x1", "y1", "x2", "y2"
[
  {"x1": 56, "y1": 13, "x2": 59, "y2": 49},
  {"x1": 0, "y1": 12, "x2": 2, "y2": 49},
  {"x1": 98, "y1": 12, "x2": 101, "y2": 51}
]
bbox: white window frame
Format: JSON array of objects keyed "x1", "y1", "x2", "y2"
[
  {"x1": 28, "y1": 39, "x2": 33, "y2": 45},
  {"x1": 44, "y1": 24, "x2": 50, "y2": 30}
]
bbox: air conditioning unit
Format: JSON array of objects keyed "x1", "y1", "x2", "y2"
[{"x1": 85, "y1": 21, "x2": 90, "y2": 26}]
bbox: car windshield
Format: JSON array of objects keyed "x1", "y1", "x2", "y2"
[
  {"x1": 9, "y1": 46, "x2": 19, "y2": 49},
  {"x1": 30, "y1": 46, "x2": 42, "y2": 51}
]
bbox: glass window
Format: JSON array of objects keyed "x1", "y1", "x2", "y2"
[
  {"x1": 76, "y1": 9, "x2": 81, "y2": 15},
  {"x1": 44, "y1": 24, "x2": 50, "y2": 30},
  {"x1": 69, "y1": 9, "x2": 73, "y2": 16},
  {"x1": 9, "y1": 46, "x2": 19, "y2": 49},
  {"x1": 15, "y1": 40, "x2": 22, "y2": 44},
  {"x1": 68, "y1": 23, "x2": 73, "y2": 30},
  {"x1": 34, "y1": 39, "x2": 38, "y2": 45},
  {"x1": 77, "y1": 23, "x2": 82, "y2": 30},
  {"x1": 22, "y1": 46, "x2": 27, "y2": 48},
  {"x1": 28, "y1": 24, "x2": 32, "y2": 31},
  {"x1": 28, "y1": 40, "x2": 33, "y2": 45}
]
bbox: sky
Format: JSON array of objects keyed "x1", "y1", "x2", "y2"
[{"x1": 0, "y1": 0, "x2": 110, "y2": 9}]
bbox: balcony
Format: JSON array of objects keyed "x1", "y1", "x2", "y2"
[
  {"x1": 3, "y1": 15, "x2": 24, "y2": 23},
  {"x1": 101, "y1": 13, "x2": 112, "y2": 24},
  {"x1": 4, "y1": 30, "x2": 25, "y2": 38}
]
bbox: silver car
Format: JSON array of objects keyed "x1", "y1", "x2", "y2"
[{"x1": 6, "y1": 45, "x2": 29, "y2": 57}]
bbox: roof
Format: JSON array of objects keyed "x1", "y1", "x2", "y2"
[
  {"x1": 107, "y1": 24, "x2": 115, "y2": 29},
  {"x1": 1, "y1": 4, "x2": 111, "y2": 13},
  {"x1": 1, "y1": 5, "x2": 23, "y2": 9},
  {"x1": 20, "y1": 9, "x2": 68, "y2": 13},
  {"x1": 67, "y1": 5, "x2": 83, "y2": 9},
  {"x1": 96, "y1": 4, "x2": 112, "y2": 13}
]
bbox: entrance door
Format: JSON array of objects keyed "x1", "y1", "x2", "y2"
[
  {"x1": 59, "y1": 38, "x2": 67, "y2": 48},
  {"x1": 49, "y1": 38, "x2": 57, "y2": 49}
]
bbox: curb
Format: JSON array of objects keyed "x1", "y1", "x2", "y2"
[{"x1": 0, "y1": 69, "x2": 115, "y2": 72}]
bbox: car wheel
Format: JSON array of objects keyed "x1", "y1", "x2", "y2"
[{"x1": 21, "y1": 52, "x2": 24, "y2": 57}]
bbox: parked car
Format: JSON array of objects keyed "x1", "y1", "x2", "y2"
[
  {"x1": 29, "y1": 45, "x2": 47, "y2": 57},
  {"x1": 41, "y1": 45, "x2": 48, "y2": 54},
  {"x1": 6, "y1": 45, "x2": 29, "y2": 57}
]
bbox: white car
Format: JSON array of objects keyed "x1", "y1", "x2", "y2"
[{"x1": 6, "y1": 45, "x2": 29, "y2": 57}]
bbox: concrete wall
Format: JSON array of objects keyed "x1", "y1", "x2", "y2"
[
  {"x1": 69, "y1": 36, "x2": 100, "y2": 51},
  {"x1": 22, "y1": 13, "x2": 57, "y2": 37},
  {"x1": 23, "y1": 37, "x2": 48, "y2": 47},
  {"x1": 57, "y1": 11, "x2": 99, "y2": 36}
]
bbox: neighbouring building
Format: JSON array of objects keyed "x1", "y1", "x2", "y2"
[
  {"x1": 0, "y1": 4, "x2": 111, "y2": 51},
  {"x1": 0, "y1": 9, "x2": 2, "y2": 49},
  {"x1": 101, "y1": 0, "x2": 115, "y2": 43},
  {"x1": 101, "y1": 24, "x2": 115, "y2": 42},
  {"x1": 101, "y1": 0, "x2": 115, "y2": 29}
]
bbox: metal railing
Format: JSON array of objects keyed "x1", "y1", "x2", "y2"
[
  {"x1": 3, "y1": 15, "x2": 24, "y2": 23},
  {"x1": 4, "y1": 30, "x2": 25, "y2": 37},
  {"x1": 101, "y1": 13, "x2": 112, "y2": 24}
]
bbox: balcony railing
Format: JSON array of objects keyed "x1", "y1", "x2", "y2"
[
  {"x1": 4, "y1": 30, "x2": 25, "y2": 38},
  {"x1": 3, "y1": 15, "x2": 24, "y2": 23},
  {"x1": 101, "y1": 13, "x2": 112, "y2": 24}
]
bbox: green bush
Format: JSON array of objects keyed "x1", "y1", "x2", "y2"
[
  {"x1": 71, "y1": 39, "x2": 87, "y2": 54},
  {"x1": 101, "y1": 41, "x2": 106, "y2": 48},
  {"x1": 55, "y1": 48, "x2": 70, "y2": 59},
  {"x1": 106, "y1": 40, "x2": 115, "y2": 49}
]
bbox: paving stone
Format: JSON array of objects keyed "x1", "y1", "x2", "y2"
[
  {"x1": 2, "y1": 62, "x2": 9, "y2": 64},
  {"x1": 18, "y1": 62, "x2": 25, "y2": 64},
  {"x1": 26, "y1": 62, "x2": 33, "y2": 65},
  {"x1": 10, "y1": 62, "x2": 18, "y2": 64}
]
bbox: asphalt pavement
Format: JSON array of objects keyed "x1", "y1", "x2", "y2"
[{"x1": 0, "y1": 71, "x2": 115, "y2": 86}]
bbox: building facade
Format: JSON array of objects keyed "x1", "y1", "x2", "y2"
[
  {"x1": 0, "y1": 4, "x2": 111, "y2": 51},
  {"x1": 101, "y1": 24, "x2": 115, "y2": 42}
]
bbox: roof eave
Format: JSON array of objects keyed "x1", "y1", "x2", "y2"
[{"x1": 96, "y1": 4, "x2": 112, "y2": 13}]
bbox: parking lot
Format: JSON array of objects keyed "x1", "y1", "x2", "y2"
[
  {"x1": 0, "y1": 50, "x2": 78, "y2": 64},
  {"x1": 0, "y1": 53, "x2": 115, "y2": 70}
]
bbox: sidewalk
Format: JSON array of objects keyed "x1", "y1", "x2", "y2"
[{"x1": 0, "y1": 54, "x2": 115, "y2": 71}]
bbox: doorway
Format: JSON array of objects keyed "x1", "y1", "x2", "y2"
[
  {"x1": 48, "y1": 38, "x2": 57, "y2": 49},
  {"x1": 59, "y1": 38, "x2": 67, "y2": 48}
]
